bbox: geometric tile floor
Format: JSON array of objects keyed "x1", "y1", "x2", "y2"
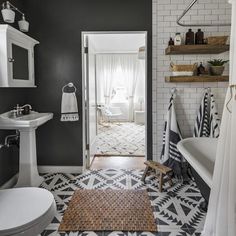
[
  {"x1": 97, "y1": 123, "x2": 145, "y2": 156},
  {"x1": 40, "y1": 169, "x2": 206, "y2": 236}
]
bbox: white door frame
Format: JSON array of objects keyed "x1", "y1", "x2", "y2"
[{"x1": 81, "y1": 31, "x2": 148, "y2": 172}]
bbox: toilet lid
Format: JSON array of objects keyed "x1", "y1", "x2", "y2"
[{"x1": 0, "y1": 187, "x2": 55, "y2": 234}]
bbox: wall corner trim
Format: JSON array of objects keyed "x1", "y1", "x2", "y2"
[{"x1": 38, "y1": 165, "x2": 83, "y2": 174}]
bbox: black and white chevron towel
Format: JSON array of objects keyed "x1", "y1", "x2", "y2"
[
  {"x1": 209, "y1": 93, "x2": 220, "y2": 138},
  {"x1": 160, "y1": 95, "x2": 187, "y2": 178},
  {"x1": 193, "y1": 91, "x2": 220, "y2": 138},
  {"x1": 194, "y1": 91, "x2": 210, "y2": 137}
]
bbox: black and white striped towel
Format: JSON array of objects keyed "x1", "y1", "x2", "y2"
[
  {"x1": 194, "y1": 91, "x2": 210, "y2": 137},
  {"x1": 160, "y1": 95, "x2": 187, "y2": 178},
  {"x1": 193, "y1": 91, "x2": 220, "y2": 138},
  {"x1": 209, "y1": 93, "x2": 220, "y2": 138}
]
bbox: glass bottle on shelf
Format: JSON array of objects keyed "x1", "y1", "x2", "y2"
[
  {"x1": 174, "y1": 33, "x2": 182, "y2": 46},
  {"x1": 195, "y1": 29, "x2": 204, "y2": 44},
  {"x1": 197, "y1": 62, "x2": 206, "y2": 75},
  {"x1": 185, "y1": 29, "x2": 194, "y2": 45},
  {"x1": 168, "y1": 37, "x2": 174, "y2": 46}
]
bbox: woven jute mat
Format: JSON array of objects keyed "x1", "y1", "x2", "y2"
[{"x1": 59, "y1": 189, "x2": 157, "y2": 232}]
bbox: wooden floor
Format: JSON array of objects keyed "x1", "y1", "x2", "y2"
[{"x1": 91, "y1": 156, "x2": 146, "y2": 170}]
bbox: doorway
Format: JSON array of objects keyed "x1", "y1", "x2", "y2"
[{"x1": 82, "y1": 32, "x2": 147, "y2": 170}]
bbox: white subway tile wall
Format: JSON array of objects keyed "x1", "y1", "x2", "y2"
[{"x1": 152, "y1": 0, "x2": 231, "y2": 161}]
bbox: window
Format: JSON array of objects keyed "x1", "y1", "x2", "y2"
[
  {"x1": 111, "y1": 66, "x2": 128, "y2": 103},
  {"x1": 111, "y1": 87, "x2": 128, "y2": 103}
]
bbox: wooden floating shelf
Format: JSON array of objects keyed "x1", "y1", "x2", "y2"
[
  {"x1": 165, "y1": 75, "x2": 229, "y2": 83},
  {"x1": 165, "y1": 45, "x2": 230, "y2": 55}
]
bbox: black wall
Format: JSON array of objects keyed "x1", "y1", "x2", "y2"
[
  {"x1": 23, "y1": 0, "x2": 152, "y2": 167},
  {"x1": 0, "y1": 0, "x2": 29, "y2": 185},
  {"x1": 0, "y1": 0, "x2": 152, "y2": 185}
]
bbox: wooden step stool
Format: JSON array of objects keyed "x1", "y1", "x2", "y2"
[{"x1": 141, "y1": 161, "x2": 173, "y2": 192}]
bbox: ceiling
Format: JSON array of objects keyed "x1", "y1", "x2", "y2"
[{"x1": 88, "y1": 33, "x2": 146, "y2": 53}]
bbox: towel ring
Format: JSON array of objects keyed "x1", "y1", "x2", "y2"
[{"x1": 62, "y1": 82, "x2": 77, "y2": 93}]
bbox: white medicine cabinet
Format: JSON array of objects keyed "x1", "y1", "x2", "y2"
[{"x1": 0, "y1": 24, "x2": 39, "y2": 87}]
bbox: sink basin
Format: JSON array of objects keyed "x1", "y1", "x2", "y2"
[
  {"x1": 0, "y1": 111, "x2": 53, "y2": 130},
  {"x1": 0, "y1": 110, "x2": 53, "y2": 187}
]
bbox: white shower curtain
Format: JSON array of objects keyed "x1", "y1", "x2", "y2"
[
  {"x1": 119, "y1": 54, "x2": 139, "y2": 121},
  {"x1": 96, "y1": 54, "x2": 117, "y2": 105},
  {"x1": 202, "y1": 0, "x2": 236, "y2": 235}
]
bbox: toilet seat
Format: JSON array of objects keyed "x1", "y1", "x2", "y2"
[{"x1": 0, "y1": 187, "x2": 56, "y2": 236}]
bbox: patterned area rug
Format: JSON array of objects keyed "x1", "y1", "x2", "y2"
[
  {"x1": 59, "y1": 189, "x2": 157, "y2": 232},
  {"x1": 40, "y1": 169, "x2": 206, "y2": 236},
  {"x1": 97, "y1": 123, "x2": 145, "y2": 156}
]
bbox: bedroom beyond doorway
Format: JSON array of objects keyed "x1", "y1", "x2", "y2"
[{"x1": 82, "y1": 32, "x2": 147, "y2": 169}]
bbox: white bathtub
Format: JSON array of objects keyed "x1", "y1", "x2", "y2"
[{"x1": 177, "y1": 138, "x2": 217, "y2": 188}]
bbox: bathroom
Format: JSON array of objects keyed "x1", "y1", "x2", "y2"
[{"x1": 0, "y1": 0, "x2": 235, "y2": 235}]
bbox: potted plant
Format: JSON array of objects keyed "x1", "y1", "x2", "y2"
[{"x1": 207, "y1": 59, "x2": 229, "y2": 76}]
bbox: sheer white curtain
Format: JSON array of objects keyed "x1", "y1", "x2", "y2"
[
  {"x1": 96, "y1": 54, "x2": 144, "y2": 121},
  {"x1": 134, "y1": 59, "x2": 146, "y2": 110},
  {"x1": 202, "y1": 0, "x2": 236, "y2": 235},
  {"x1": 96, "y1": 54, "x2": 117, "y2": 105},
  {"x1": 119, "y1": 54, "x2": 140, "y2": 121}
]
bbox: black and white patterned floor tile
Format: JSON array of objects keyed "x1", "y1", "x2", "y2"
[{"x1": 40, "y1": 169, "x2": 206, "y2": 236}]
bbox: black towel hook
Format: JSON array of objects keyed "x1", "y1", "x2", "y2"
[
  {"x1": 204, "y1": 87, "x2": 211, "y2": 93},
  {"x1": 171, "y1": 87, "x2": 177, "y2": 95}
]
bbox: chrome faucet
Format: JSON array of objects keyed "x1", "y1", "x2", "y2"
[
  {"x1": 12, "y1": 104, "x2": 24, "y2": 117},
  {"x1": 21, "y1": 104, "x2": 32, "y2": 110},
  {"x1": 12, "y1": 104, "x2": 32, "y2": 117},
  {"x1": 21, "y1": 104, "x2": 32, "y2": 115}
]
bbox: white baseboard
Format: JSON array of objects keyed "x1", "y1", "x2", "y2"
[
  {"x1": 0, "y1": 166, "x2": 83, "y2": 189},
  {"x1": 38, "y1": 165, "x2": 83, "y2": 174},
  {"x1": 0, "y1": 174, "x2": 18, "y2": 189}
]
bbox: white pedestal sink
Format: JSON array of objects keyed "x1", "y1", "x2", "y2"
[{"x1": 0, "y1": 111, "x2": 53, "y2": 187}]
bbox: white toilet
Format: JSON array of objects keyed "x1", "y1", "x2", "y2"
[{"x1": 0, "y1": 187, "x2": 56, "y2": 236}]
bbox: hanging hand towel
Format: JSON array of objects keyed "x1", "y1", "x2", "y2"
[
  {"x1": 209, "y1": 92, "x2": 220, "y2": 138},
  {"x1": 61, "y1": 92, "x2": 79, "y2": 122},
  {"x1": 193, "y1": 91, "x2": 221, "y2": 138},
  {"x1": 160, "y1": 94, "x2": 187, "y2": 178},
  {"x1": 193, "y1": 91, "x2": 210, "y2": 137}
]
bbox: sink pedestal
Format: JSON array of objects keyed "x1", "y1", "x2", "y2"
[
  {"x1": 0, "y1": 111, "x2": 53, "y2": 187},
  {"x1": 15, "y1": 128, "x2": 44, "y2": 187}
]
